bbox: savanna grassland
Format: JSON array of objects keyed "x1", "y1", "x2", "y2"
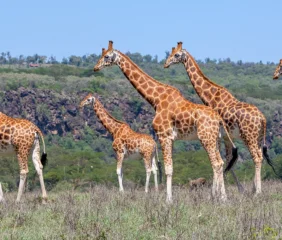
[
  {"x1": 0, "y1": 52, "x2": 282, "y2": 239},
  {"x1": 1, "y1": 181, "x2": 282, "y2": 240}
]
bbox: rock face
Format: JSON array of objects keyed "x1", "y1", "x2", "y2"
[
  {"x1": 0, "y1": 87, "x2": 156, "y2": 141},
  {"x1": 0, "y1": 87, "x2": 280, "y2": 149}
]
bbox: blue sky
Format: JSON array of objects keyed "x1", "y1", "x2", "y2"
[{"x1": 1, "y1": 0, "x2": 281, "y2": 63}]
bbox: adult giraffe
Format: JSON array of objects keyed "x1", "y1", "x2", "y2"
[
  {"x1": 164, "y1": 42, "x2": 277, "y2": 194},
  {"x1": 273, "y1": 59, "x2": 282, "y2": 80},
  {"x1": 80, "y1": 93, "x2": 161, "y2": 193},
  {"x1": 0, "y1": 112, "x2": 47, "y2": 203},
  {"x1": 94, "y1": 41, "x2": 237, "y2": 202}
]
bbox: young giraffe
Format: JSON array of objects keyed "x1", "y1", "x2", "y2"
[
  {"x1": 94, "y1": 41, "x2": 238, "y2": 202},
  {"x1": 0, "y1": 112, "x2": 47, "y2": 203},
  {"x1": 164, "y1": 42, "x2": 277, "y2": 194},
  {"x1": 273, "y1": 59, "x2": 282, "y2": 80},
  {"x1": 79, "y1": 93, "x2": 161, "y2": 193}
]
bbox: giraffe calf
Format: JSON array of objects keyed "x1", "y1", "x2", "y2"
[{"x1": 80, "y1": 93, "x2": 162, "y2": 193}]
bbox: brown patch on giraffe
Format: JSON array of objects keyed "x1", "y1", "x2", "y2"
[
  {"x1": 147, "y1": 88, "x2": 154, "y2": 95},
  {"x1": 161, "y1": 100, "x2": 169, "y2": 109},
  {"x1": 133, "y1": 72, "x2": 140, "y2": 79},
  {"x1": 188, "y1": 59, "x2": 193, "y2": 67},
  {"x1": 202, "y1": 82, "x2": 210, "y2": 90},
  {"x1": 210, "y1": 87, "x2": 217, "y2": 94},
  {"x1": 125, "y1": 69, "x2": 130, "y2": 76},
  {"x1": 125, "y1": 62, "x2": 130, "y2": 68},
  {"x1": 190, "y1": 67, "x2": 196, "y2": 73},
  {"x1": 156, "y1": 87, "x2": 165, "y2": 94},
  {"x1": 141, "y1": 82, "x2": 149, "y2": 90}
]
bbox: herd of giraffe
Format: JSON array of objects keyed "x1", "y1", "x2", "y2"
[{"x1": 0, "y1": 40, "x2": 281, "y2": 204}]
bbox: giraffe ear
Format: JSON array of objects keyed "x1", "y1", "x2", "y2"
[
  {"x1": 171, "y1": 47, "x2": 175, "y2": 54},
  {"x1": 102, "y1": 48, "x2": 106, "y2": 55},
  {"x1": 108, "y1": 40, "x2": 113, "y2": 50},
  {"x1": 280, "y1": 59, "x2": 282, "y2": 64}
]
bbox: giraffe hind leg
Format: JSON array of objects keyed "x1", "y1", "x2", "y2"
[{"x1": 32, "y1": 138, "x2": 47, "y2": 203}]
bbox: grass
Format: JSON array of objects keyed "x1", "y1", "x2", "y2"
[{"x1": 0, "y1": 180, "x2": 282, "y2": 240}]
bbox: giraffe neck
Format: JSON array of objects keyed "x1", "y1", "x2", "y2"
[
  {"x1": 182, "y1": 50, "x2": 238, "y2": 108},
  {"x1": 117, "y1": 51, "x2": 169, "y2": 107},
  {"x1": 93, "y1": 99, "x2": 123, "y2": 135}
]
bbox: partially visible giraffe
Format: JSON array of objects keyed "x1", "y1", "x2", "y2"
[
  {"x1": 0, "y1": 112, "x2": 47, "y2": 203},
  {"x1": 93, "y1": 41, "x2": 238, "y2": 202},
  {"x1": 164, "y1": 42, "x2": 278, "y2": 194},
  {"x1": 273, "y1": 59, "x2": 282, "y2": 80},
  {"x1": 79, "y1": 93, "x2": 161, "y2": 192}
]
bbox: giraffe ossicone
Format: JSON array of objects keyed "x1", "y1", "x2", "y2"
[
  {"x1": 94, "y1": 40, "x2": 238, "y2": 203},
  {"x1": 79, "y1": 92, "x2": 161, "y2": 193}
]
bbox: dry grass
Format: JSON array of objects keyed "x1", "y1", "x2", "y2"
[{"x1": 0, "y1": 180, "x2": 282, "y2": 240}]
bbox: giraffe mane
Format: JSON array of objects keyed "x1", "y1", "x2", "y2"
[
  {"x1": 183, "y1": 50, "x2": 226, "y2": 90},
  {"x1": 117, "y1": 50, "x2": 182, "y2": 94}
]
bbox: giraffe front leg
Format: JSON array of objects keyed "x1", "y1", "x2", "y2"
[
  {"x1": 159, "y1": 138, "x2": 173, "y2": 203},
  {"x1": 16, "y1": 152, "x2": 29, "y2": 203}
]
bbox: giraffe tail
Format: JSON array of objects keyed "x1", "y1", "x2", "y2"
[
  {"x1": 35, "y1": 127, "x2": 48, "y2": 168},
  {"x1": 261, "y1": 118, "x2": 281, "y2": 178},
  {"x1": 155, "y1": 145, "x2": 162, "y2": 184},
  {"x1": 219, "y1": 119, "x2": 238, "y2": 173}
]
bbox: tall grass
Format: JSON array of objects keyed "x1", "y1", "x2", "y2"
[{"x1": 0, "y1": 180, "x2": 282, "y2": 239}]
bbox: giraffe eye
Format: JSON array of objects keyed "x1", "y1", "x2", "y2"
[
  {"x1": 104, "y1": 55, "x2": 109, "y2": 59},
  {"x1": 174, "y1": 53, "x2": 180, "y2": 58}
]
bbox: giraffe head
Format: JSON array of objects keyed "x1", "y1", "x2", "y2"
[
  {"x1": 79, "y1": 93, "x2": 95, "y2": 108},
  {"x1": 164, "y1": 42, "x2": 185, "y2": 68},
  {"x1": 273, "y1": 59, "x2": 282, "y2": 80},
  {"x1": 94, "y1": 41, "x2": 120, "y2": 72}
]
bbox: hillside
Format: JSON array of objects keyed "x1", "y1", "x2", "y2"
[{"x1": 0, "y1": 54, "x2": 282, "y2": 190}]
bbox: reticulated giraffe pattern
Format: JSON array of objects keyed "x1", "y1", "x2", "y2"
[
  {"x1": 0, "y1": 112, "x2": 47, "y2": 203},
  {"x1": 273, "y1": 59, "x2": 282, "y2": 80},
  {"x1": 79, "y1": 93, "x2": 160, "y2": 192},
  {"x1": 164, "y1": 42, "x2": 274, "y2": 194},
  {"x1": 94, "y1": 41, "x2": 237, "y2": 202}
]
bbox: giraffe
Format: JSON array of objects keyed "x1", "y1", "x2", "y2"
[
  {"x1": 0, "y1": 112, "x2": 47, "y2": 203},
  {"x1": 164, "y1": 42, "x2": 278, "y2": 194},
  {"x1": 93, "y1": 41, "x2": 238, "y2": 202},
  {"x1": 79, "y1": 93, "x2": 161, "y2": 193},
  {"x1": 273, "y1": 59, "x2": 282, "y2": 80}
]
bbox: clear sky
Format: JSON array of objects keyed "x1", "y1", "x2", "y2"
[{"x1": 1, "y1": 0, "x2": 281, "y2": 63}]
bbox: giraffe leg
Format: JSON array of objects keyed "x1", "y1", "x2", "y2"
[
  {"x1": 32, "y1": 138, "x2": 47, "y2": 203},
  {"x1": 151, "y1": 156, "x2": 158, "y2": 192},
  {"x1": 116, "y1": 151, "x2": 125, "y2": 192},
  {"x1": 159, "y1": 137, "x2": 173, "y2": 203},
  {"x1": 16, "y1": 151, "x2": 29, "y2": 203},
  {"x1": 248, "y1": 144, "x2": 263, "y2": 194},
  {"x1": 224, "y1": 137, "x2": 244, "y2": 193},
  {"x1": 144, "y1": 158, "x2": 152, "y2": 193},
  {"x1": 16, "y1": 172, "x2": 27, "y2": 203},
  {"x1": 210, "y1": 150, "x2": 226, "y2": 201},
  {"x1": 0, "y1": 183, "x2": 4, "y2": 203}
]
